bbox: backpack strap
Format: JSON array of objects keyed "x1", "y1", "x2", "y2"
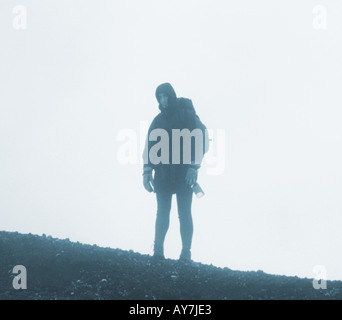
[
  {"x1": 178, "y1": 98, "x2": 196, "y2": 126},
  {"x1": 177, "y1": 98, "x2": 209, "y2": 157}
]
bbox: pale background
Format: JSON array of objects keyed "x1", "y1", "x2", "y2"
[{"x1": 1, "y1": 0, "x2": 341, "y2": 281}]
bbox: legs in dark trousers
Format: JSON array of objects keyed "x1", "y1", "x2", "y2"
[
  {"x1": 154, "y1": 184, "x2": 193, "y2": 260},
  {"x1": 176, "y1": 185, "x2": 193, "y2": 253},
  {"x1": 154, "y1": 192, "x2": 172, "y2": 256}
]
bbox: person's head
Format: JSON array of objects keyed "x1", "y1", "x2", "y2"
[
  {"x1": 158, "y1": 92, "x2": 169, "y2": 109},
  {"x1": 155, "y1": 83, "x2": 177, "y2": 110}
]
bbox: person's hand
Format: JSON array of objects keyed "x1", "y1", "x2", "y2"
[
  {"x1": 185, "y1": 167, "x2": 198, "y2": 186},
  {"x1": 143, "y1": 173, "x2": 154, "y2": 192}
]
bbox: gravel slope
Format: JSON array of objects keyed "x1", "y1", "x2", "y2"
[{"x1": 0, "y1": 231, "x2": 341, "y2": 300}]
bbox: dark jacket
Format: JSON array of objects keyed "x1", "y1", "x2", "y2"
[{"x1": 143, "y1": 83, "x2": 208, "y2": 194}]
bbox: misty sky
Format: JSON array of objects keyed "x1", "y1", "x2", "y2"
[{"x1": 1, "y1": 0, "x2": 342, "y2": 281}]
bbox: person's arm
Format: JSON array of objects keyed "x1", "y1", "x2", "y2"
[
  {"x1": 142, "y1": 118, "x2": 157, "y2": 192},
  {"x1": 143, "y1": 166, "x2": 154, "y2": 192},
  {"x1": 185, "y1": 112, "x2": 209, "y2": 186},
  {"x1": 195, "y1": 115, "x2": 209, "y2": 155},
  {"x1": 190, "y1": 114, "x2": 209, "y2": 168}
]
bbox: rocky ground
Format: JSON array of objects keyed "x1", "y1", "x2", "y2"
[{"x1": 0, "y1": 230, "x2": 341, "y2": 300}]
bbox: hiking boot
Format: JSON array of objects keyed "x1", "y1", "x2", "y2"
[
  {"x1": 153, "y1": 245, "x2": 165, "y2": 260},
  {"x1": 179, "y1": 249, "x2": 191, "y2": 262},
  {"x1": 152, "y1": 252, "x2": 165, "y2": 261}
]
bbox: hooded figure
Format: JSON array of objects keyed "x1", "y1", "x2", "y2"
[
  {"x1": 142, "y1": 83, "x2": 208, "y2": 262},
  {"x1": 155, "y1": 82, "x2": 178, "y2": 111},
  {"x1": 143, "y1": 82, "x2": 208, "y2": 193}
]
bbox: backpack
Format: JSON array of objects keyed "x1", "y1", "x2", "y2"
[{"x1": 178, "y1": 98, "x2": 209, "y2": 155}]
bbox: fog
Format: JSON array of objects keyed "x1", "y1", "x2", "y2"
[{"x1": 1, "y1": 0, "x2": 342, "y2": 280}]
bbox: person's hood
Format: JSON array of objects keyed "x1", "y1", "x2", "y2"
[{"x1": 155, "y1": 83, "x2": 178, "y2": 112}]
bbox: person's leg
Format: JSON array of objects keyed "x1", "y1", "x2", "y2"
[
  {"x1": 154, "y1": 192, "x2": 172, "y2": 258},
  {"x1": 176, "y1": 184, "x2": 193, "y2": 260}
]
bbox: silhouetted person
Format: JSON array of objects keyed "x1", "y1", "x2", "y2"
[{"x1": 143, "y1": 83, "x2": 208, "y2": 262}]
